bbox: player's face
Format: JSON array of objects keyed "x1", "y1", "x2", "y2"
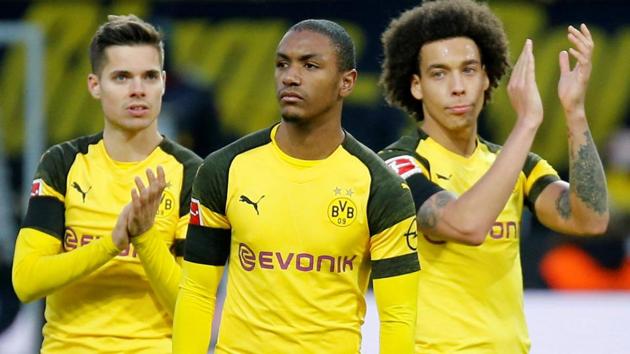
[
  {"x1": 87, "y1": 45, "x2": 165, "y2": 134},
  {"x1": 275, "y1": 30, "x2": 353, "y2": 124},
  {"x1": 411, "y1": 37, "x2": 489, "y2": 133}
]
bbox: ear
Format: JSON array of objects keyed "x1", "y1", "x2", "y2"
[
  {"x1": 87, "y1": 73, "x2": 101, "y2": 99},
  {"x1": 410, "y1": 73, "x2": 423, "y2": 100},
  {"x1": 339, "y1": 69, "x2": 357, "y2": 98},
  {"x1": 161, "y1": 70, "x2": 167, "y2": 95}
]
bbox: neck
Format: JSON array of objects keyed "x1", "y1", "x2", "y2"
[
  {"x1": 102, "y1": 125, "x2": 162, "y2": 162},
  {"x1": 421, "y1": 119, "x2": 477, "y2": 157},
  {"x1": 275, "y1": 114, "x2": 344, "y2": 160}
]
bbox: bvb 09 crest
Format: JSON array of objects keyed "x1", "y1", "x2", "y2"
[
  {"x1": 328, "y1": 197, "x2": 357, "y2": 227},
  {"x1": 157, "y1": 190, "x2": 176, "y2": 217}
]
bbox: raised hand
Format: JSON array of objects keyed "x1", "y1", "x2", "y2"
[
  {"x1": 112, "y1": 204, "x2": 131, "y2": 250},
  {"x1": 558, "y1": 24, "x2": 593, "y2": 115},
  {"x1": 127, "y1": 166, "x2": 167, "y2": 237},
  {"x1": 507, "y1": 39, "x2": 543, "y2": 129}
]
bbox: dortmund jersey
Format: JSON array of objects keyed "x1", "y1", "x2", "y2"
[
  {"x1": 380, "y1": 129, "x2": 560, "y2": 354},
  {"x1": 186, "y1": 125, "x2": 419, "y2": 353},
  {"x1": 22, "y1": 133, "x2": 200, "y2": 353}
]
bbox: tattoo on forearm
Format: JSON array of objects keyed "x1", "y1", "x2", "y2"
[
  {"x1": 569, "y1": 130, "x2": 608, "y2": 214},
  {"x1": 418, "y1": 191, "x2": 452, "y2": 230},
  {"x1": 555, "y1": 189, "x2": 571, "y2": 220}
]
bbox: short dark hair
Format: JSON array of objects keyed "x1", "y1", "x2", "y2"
[
  {"x1": 380, "y1": 0, "x2": 509, "y2": 120},
  {"x1": 288, "y1": 19, "x2": 356, "y2": 72},
  {"x1": 89, "y1": 14, "x2": 164, "y2": 75}
]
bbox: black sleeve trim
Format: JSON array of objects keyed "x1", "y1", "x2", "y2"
[
  {"x1": 184, "y1": 224, "x2": 230, "y2": 266},
  {"x1": 171, "y1": 239, "x2": 185, "y2": 257},
  {"x1": 372, "y1": 252, "x2": 420, "y2": 279},
  {"x1": 21, "y1": 196, "x2": 65, "y2": 241},
  {"x1": 526, "y1": 174, "x2": 561, "y2": 213},
  {"x1": 407, "y1": 173, "x2": 443, "y2": 213}
]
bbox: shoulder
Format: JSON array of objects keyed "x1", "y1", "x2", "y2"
[
  {"x1": 36, "y1": 133, "x2": 102, "y2": 194},
  {"x1": 159, "y1": 137, "x2": 203, "y2": 171}
]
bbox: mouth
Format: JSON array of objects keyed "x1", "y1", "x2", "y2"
[
  {"x1": 279, "y1": 91, "x2": 304, "y2": 103},
  {"x1": 447, "y1": 104, "x2": 473, "y2": 115},
  {"x1": 127, "y1": 103, "x2": 150, "y2": 117}
]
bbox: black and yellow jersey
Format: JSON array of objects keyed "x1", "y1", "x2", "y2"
[
  {"x1": 184, "y1": 124, "x2": 420, "y2": 353},
  {"x1": 14, "y1": 133, "x2": 201, "y2": 353},
  {"x1": 380, "y1": 129, "x2": 560, "y2": 353}
]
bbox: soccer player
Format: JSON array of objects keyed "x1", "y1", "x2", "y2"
[
  {"x1": 12, "y1": 15, "x2": 202, "y2": 353},
  {"x1": 172, "y1": 19, "x2": 426, "y2": 354},
  {"x1": 378, "y1": 0, "x2": 609, "y2": 352}
]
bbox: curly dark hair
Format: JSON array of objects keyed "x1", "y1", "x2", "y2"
[{"x1": 380, "y1": 0, "x2": 509, "y2": 121}]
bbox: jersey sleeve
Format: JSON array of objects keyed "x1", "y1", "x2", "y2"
[
  {"x1": 367, "y1": 167, "x2": 420, "y2": 279},
  {"x1": 174, "y1": 154, "x2": 232, "y2": 353},
  {"x1": 522, "y1": 152, "x2": 561, "y2": 212},
  {"x1": 13, "y1": 146, "x2": 123, "y2": 303},
  {"x1": 379, "y1": 149, "x2": 443, "y2": 212}
]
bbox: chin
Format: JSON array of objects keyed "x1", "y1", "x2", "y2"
[{"x1": 280, "y1": 109, "x2": 303, "y2": 123}]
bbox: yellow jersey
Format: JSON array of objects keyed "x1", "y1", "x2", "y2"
[
  {"x1": 16, "y1": 133, "x2": 201, "y2": 353},
  {"x1": 380, "y1": 129, "x2": 559, "y2": 354}
]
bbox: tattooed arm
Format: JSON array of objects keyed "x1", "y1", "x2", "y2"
[{"x1": 534, "y1": 24, "x2": 609, "y2": 235}]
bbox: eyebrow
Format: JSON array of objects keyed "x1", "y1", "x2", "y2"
[
  {"x1": 276, "y1": 52, "x2": 320, "y2": 62},
  {"x1": 109, "y1": 69, "x2": 161, "y2": 76},
  {"x1": 426, "y1": 59, "x2": 481, "y2": 70}
]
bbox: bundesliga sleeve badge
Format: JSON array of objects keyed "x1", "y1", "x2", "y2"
[
  {"x1": 30, "y1": 179, "x2": 43, "y2": 197},
  {"x1": 190, "y1": 198, "x2": 202, "y2": 226},
  {"x1": 384, "y1": 155, "x2": 423, "y2": 179}
]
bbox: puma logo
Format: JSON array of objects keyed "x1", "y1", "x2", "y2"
[
  {"x1": 239, "y1": 195, "x2": 265, "y2": 215},
  {"x1": 72, "y1": 182, "x2": 91, "y2": 203},
  {"x1": 436, "y1": 173, "x2": 452, "y2": 181}
]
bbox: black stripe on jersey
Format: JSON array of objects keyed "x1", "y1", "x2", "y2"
[
  {"x1": 193, "y1": 127, "x2": 272, "y2": 215},
  {"x1": 159, "y1": 137, "x2": 203, "y2": 217},
  {"x1": 371, "y1": 253, "x2": 420, "y2": 279},
  {"x1": 523, "y1": 152, "x2": 543, "y2": 177},
  {"x1": 184, "y1": 224, "x2": 231, "y2": 265},
  {"x1": 343, "y1": 133, "x2": 416, "y2": 237},
  {"x1": 171, "y1": 239, "x2": 186, "y2": 257},
  {"x1": 525, "y1": 174, "x2": 561, "y2": 213},
  {"x1": 36, "y1": 133, "x2": 102, "y2": 195},
  {"x1": 21, "y1": 197, "x2": 65, "y2": 241},
  {"x1": 407, "y1": 173, "x2": 442, "y2": 212}
]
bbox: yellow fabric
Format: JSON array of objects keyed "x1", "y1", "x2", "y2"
[
  {"x1": 12, "y1": 228, "x2": 120, "y2": 303},
  {"x1": 414, "y1": 137, "x2": 558, "y2": 353},
  {"x1": 373, "y1": 272, "x2": 418, "y2": 354},
  {"x1": 132, "y1": 222, "x2": 186, "y2": 316},
  {"x1": 172, "y1": 261, "x2": 224, "y2": 354},
  {"x1": 14, "y1": 138, "x2": 194, "y2": 354},
  {"x1": 181, "y1": 126, "x2": 417, "y2": 353}
]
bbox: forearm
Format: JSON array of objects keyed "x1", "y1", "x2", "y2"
[
  {"x1": 565, "y1": 114, "x2": 609, "y2": 232},
  {"x1": 425, "y1": 121, "x2": 538, "y2": 244},
  {"x1": 373, "y1": 271, "x2": 418, "y2": 354},
  {"x1": 12, "y1": 228, "x2": 120, "y2": 303},
  {"x1": 173, "y1": 261, "x2": 223, "y2": 354},
  {"x1": 132, "y1": 226, "x2": 182, "y2": 316}
]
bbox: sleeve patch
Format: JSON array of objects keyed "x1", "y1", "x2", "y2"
[
  {"x1": 30, "y1": 179, "x2": 43, "y2": 197},
  {"x1": 384, "y1": 156, "x2": 423, "y2": 179},
  {"x1": 190, "y1": 198, "x2": 201, "y2": 226}
]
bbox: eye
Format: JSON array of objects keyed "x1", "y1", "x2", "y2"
[
  {"x1": 430, "y1": 70, "x2": 445, "y2": 79},
  {"x1": 114, "y1": 73, "x2": 128, "y2": 81},
  {"x1": 145, "y1": 72, "x2": 160, "y2": 80},
  {"x1": 463, "y1": 66, "x2": 477, "y2": 75},
  {"x1": 276, "y1": 61, "x2": 288, "y2": 69},
  {"x1": 304, "y1": 62, "x2": 318, "y2": 70}
]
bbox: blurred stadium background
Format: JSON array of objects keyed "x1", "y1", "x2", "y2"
[{"x1": 0, "y1": 0, "x2": 628, "y2": 353}]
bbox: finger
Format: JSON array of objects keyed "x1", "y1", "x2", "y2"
[
  {"x1": 134, "y1": 176, "x2": 148, "y2": 203},
  {"x1": 568, "y1": 47, "x2": 588, "y2": 65},
  {"x1": 509, "y1": 39, "x2": 528, "y2": 86},
  {"x1": 567, "y1": 33, "x2": 591, "y2": 59},
  {"x1": 580, "y1": 23, "x2": 592, "y2": 42},
  {"x1": 157, "y1": 165, "x2": 166, "y2": 188},
  {"x1": 146, "y1": 168, "x2": 157, "y2": 186},
  {"x1": 559, "y1": 50, "x2": 570, "y2": 75}
]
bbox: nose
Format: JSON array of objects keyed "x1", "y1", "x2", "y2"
[
  {"x1": 130, "y1": 77, "x2": 145, "y2": 97},
  {"x1": 451, "y1": 72, "x2": 465, "y2": 96},
  {"x1": 281, "y1": 65, "x2": 301, "y2": 87}
]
